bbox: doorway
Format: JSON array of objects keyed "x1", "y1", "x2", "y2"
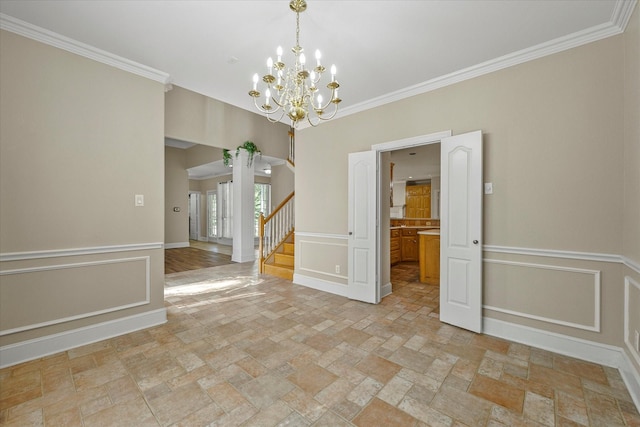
[
  {"x1": 349, "y1": 130, "x2": 484, "y2": 332},
  {"x1": 188, "y1": 191, "x2": 200, "y2": 241},
  {"x1": 388, "y1": 143, "x2": 442, "y2": 289}
]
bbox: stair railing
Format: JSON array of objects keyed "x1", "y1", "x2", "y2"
[{"x1": 259, "y1": 191, "x2": 294, "y2": 273}]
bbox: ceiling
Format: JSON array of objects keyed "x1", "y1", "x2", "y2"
[
  {"x1": 0, "y1": 0, "x2": 635, "y2": 125},
  {"x1": 3, "y1": 1, "x2": 633, "y2": 180},
  {"x1": 391, "y1": 144, "x2": 441, "y2": 182}
]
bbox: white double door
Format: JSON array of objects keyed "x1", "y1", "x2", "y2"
[{"x1": 347, "y1": 130, "x2": 483, "y2": 333}]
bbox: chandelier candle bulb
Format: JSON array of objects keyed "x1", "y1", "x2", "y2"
[
  {"x1": 265, "y1": 89, "x2": 271, "y2": 105},
  {"x1": 315, "y1": 49, "x2": 322, "y2": 67},
  {"x1": 317, "y1": 94, "x2": 322, "y2": 109},
  {"x1": 277, "y1": 46, "x2": 283, "y2": 62},
  {"x1": 267, "y1": 57, "x2": 273, "y2": 75},
  {"x1": 331, "y1": 64, "x2": 336, "y2": 82},
  {"x1": 252, "y1": 73, "x2": 259, "y2": 91}
]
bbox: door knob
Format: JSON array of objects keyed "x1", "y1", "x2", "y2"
[
  {"x1": 349, "y1": 232, "x2": 353, "y2": 235},
  {"x1": 473, "y1": 240, "x2": 479, "y2": 245}
]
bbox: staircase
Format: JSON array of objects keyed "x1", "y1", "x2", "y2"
[
  {"x1": 263, "y1": 235, "x2": 294, "y2": 280},
  {"x1": 260, "y1": 129, "x2": 296, "y2": 280},
  {"x1": 259, "y1": 191, "x2": 295, "y2": 280}
]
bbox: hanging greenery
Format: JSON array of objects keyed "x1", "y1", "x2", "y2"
[
  {"x1": 235, "y1": 141, "x2": 261, "y2": 167},
  {"x1": 222, "y1": 149, "x2": 232, "y2": 167}
]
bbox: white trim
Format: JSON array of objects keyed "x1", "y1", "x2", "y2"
[
  {"x1": 334, "y1": 1, "x2": 636, "y2": 121},
  {"x1": 165, "y1": 242, "x2": 190, "y2": 249},
  {"x1": 483, "y1": 244, "x2": 621, "y2": 263},
  {"x1": 484, "y1": 245, "x2": 640, "y2": 276},
  {"x1": 381, "y1": 282, "x2": 392, "y2": 298},
  {"x1": 624, "y1": 276, "x2": 640, "y2": 367},
  {"x1": 0, "y1": 242, "x2": 163, "y2": 262},
  {"x1": 611, "y1": 0, "x2": 638, "y2": 31},
  {"x1": 623, "y1": 256, "x2": 640, "y2": 275},
  {"x1": 484, "y1": 259, "x2": 601, "y2": 332},
  {"x1": 484, "y1": 317, "x2": 640, "y2": 412},
  {"x1": 0, "y1": 308, "x2": 166, "y2": 369},
  {"x1": 293, "y1": 273, "x2": 348, "y2": 298},
  {"x1": 371, "y1": 131, "x2": 452, "y2": 152},
  {"x1": 294, "y1": 232, "x2": 348, "y2": 240},
  {"x1": 0, "y1": 13, "x2": 171, "y2": 87},
  {"x1": 0, "y1": 256, "x2": 151, "y2": 336}
]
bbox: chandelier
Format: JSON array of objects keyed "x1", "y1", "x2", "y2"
[{"x1": 248, "y1": 0, "x2": 341, "y2": 127}]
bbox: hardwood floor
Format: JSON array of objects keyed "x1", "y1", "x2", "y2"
[{"x1": 165, "y1": 244, "x2": 234, "y2": 274}]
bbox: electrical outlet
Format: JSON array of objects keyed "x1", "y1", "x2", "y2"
[
  {"x1": 335, "y1": 265, "x2": 340, "y2": 274},
  {"x1": 484, "y1": 182, "x2": 493, "y2": 194},
  {"x1": 135, "y1": 194, "x2": 144, "y2": 207},
  {"x1": 635, "y1": 330, "x2": 640, "y2": 352}
]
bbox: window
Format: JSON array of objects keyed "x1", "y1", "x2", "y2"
[
  {"x1": 207, "y1": 190, "x2": 217, "y2": 239},
  {"x1": 255, "y1": 183, "x2": 271, "y2": 237},
  {"x1": 219, "y1": 181, "x2": 233, "y2": 239}
]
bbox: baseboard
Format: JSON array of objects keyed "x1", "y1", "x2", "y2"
[
  {"x1": 0, "y1": 308, "x2": 167, "y2": 369},
  {"x1": 293, "y1": 273, "x2": 349, "y2": 298},
  {"x1": 164, "y1": 242, "x2": 189, "y2": 249},
  {"x1": 381, "y1": 281, "x2": 392, "y2": 298},
  {"x1": 484, "y1": 317, "x2": 640, "y2": 411}
]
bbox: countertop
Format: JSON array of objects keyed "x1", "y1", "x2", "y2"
[
  {"x1": 390, "y1": 226, "x2": 440, "y2": 230},
  {"x1": 418, "y1": 229, "x2": 440, "y2": 235}
]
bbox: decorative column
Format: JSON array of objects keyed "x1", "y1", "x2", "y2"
[{"x1": 232, "y1": 148, "x2": 256, "y2": 263}]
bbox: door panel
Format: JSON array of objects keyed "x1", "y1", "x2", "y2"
[
  {"x1": 440, "y1": 131, "x2": 483, "y2": 333},
  {"x1": 348, "y1": 150, "x2": 379, "y2": 304}
]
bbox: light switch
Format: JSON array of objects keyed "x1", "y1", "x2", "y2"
[
  {"x1": 135, "y1": 194, "x2": 144, "y2": 207},
  {"x1": 484, "y1": 183, "x2": 493, "y2": 195}
]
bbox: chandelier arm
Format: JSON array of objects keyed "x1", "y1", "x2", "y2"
[
  {"x1": 253, "y1": 96, "x2": 282, "y2": 115},
  {"x1": 266, "y1": 109, "x2": 286, "y2": 123}
]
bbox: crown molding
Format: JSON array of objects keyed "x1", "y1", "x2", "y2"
[
  {"x1": 335, "y1": 0, "x2": 637, "y2": 122},
  {"x1": 0, "y1": 13, "x2": 172, "y2": 87}
]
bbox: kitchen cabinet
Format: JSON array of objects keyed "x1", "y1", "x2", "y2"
[
  {"x1": 401, "y1": 228, "x2": 418, "y2": 262},
  {"x1": 390, "y1": 229, "x2": 401, "y2": 265},
  {"x1": 405, "y1": 184, "x2": 431, "y2": 219},
  {"x1": 419, "y1": 231, "x2": 440, "y2": 285}
]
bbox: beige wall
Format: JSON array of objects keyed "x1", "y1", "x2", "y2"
[
  {"x1": 270, "y1": 164, "x2": 295, "y2": 207},
  {"x1": 165, "y1": 146, "x2": 189, "y2": 245},
  {"x1": 166, "y1": 86, "x2": 290, "y2": 159},
  {"x1": 185, "y1": 144, "x2": 222, "y2": 169},
  {"x1": 295, "y1": 30, "x2": 635, "y2": 354},
  {"x1": 0, "y1": 30, "x2": 165, "y2": 350}
]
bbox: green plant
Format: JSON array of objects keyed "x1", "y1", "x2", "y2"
[
  {"x1": 222, "y1": 149, "x2": 232, "y2": 167},
  {"x1": 235, "y1": 141, "x2": 261, "y2": 167}
]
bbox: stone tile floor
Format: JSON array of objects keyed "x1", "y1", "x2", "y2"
[{"x1": 1, "y1": 261, "x2": 638, "y2": 426}]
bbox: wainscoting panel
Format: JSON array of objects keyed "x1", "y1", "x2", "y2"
[
  {"x1": 625, "y1": 276, "x2": 640, "y2": 367},
  {"x1": 0, "y1": 256, "x2": 150, "y2": 335},
  {"x1": 297, "y1": 237, "x2": 348, "y2": 282},
  {"x1": 484, "y1": 259, "x2": 600, "y2": 332}
]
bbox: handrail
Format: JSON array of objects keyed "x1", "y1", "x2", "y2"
[
  {"x1": 264, "y1": 191, "x2": 294, "y2": 223},
  {"x1": 259, "y1": 191, "x2": 295, "y2": 273}
]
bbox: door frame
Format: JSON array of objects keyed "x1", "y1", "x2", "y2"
[
  {"x1": 188, "y1": 191, "x2": 201, "y2": 241},
  {"x1": 370, "y1": 130, "x2": 452, "y2": 298}
]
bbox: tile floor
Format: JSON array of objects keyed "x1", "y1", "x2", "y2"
[{"x1": 1, "y1": 261, "x2": 639, "y2": 426}]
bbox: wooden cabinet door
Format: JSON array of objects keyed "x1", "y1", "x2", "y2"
[
  {"x1": 405, "y1": 184, "x2": 431, "y2": 218},
  {"x1": 419, "y1": 234, "x2": 440, "y2": 285},
  {"x1": 401, "y1": 236, "x2": 418, "y2": 261}
]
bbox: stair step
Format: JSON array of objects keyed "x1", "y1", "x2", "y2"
[
  {"x1": 264, "y1": 263, "x2": 293, "y2": 280},
  {"x1": 274, "y1": 252, "x2": 294, "y2": 267},
  {"x1": 283, "y1": 243, "x2": 295, "y2": 255}
]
